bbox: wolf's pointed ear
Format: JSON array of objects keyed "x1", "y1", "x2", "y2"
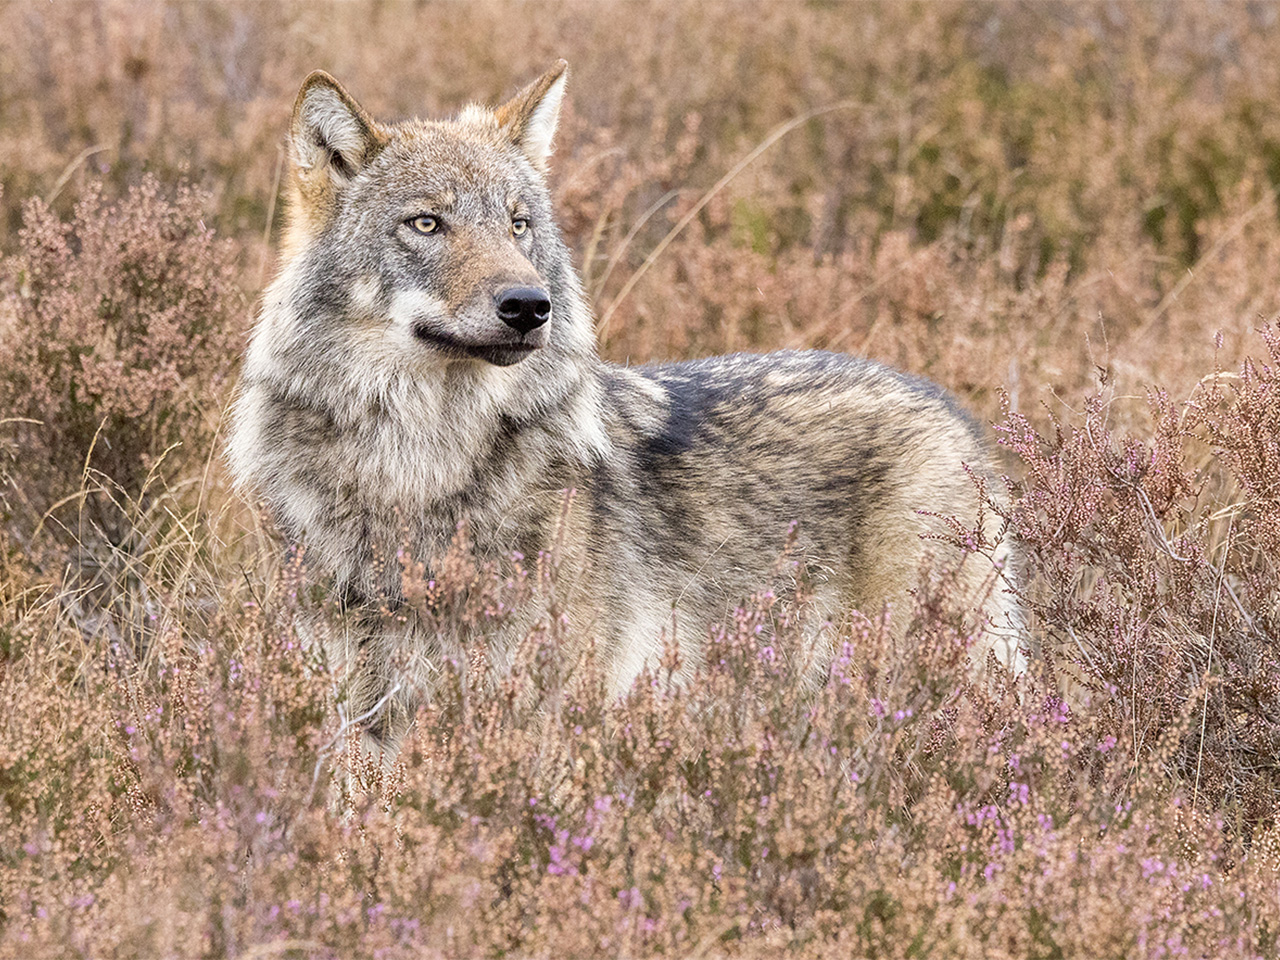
[
  {"x1": 290, "y1": 71, "x2": 386, "y2": 187},
  {"x1": 495, "y1": 60, "x2": 568, "y2": 173}
]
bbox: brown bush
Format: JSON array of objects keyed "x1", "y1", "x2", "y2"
[
  {"x1": 998, "y1": 329, "x2": 1280, "y2": 832},
  {"x1": 0, "y1": 176, "x2": 244, "y2": 538}
]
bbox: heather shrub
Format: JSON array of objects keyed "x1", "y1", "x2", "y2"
[
  {"x1": 3, "y1": 527, "x2": 1278, "y2": 958},
  {"x1": 998, "y1": 324, "x2": 1280, "y2": 829},
  {"x1": 0, "y1": 176, "x2": 243, "y2": 539}
]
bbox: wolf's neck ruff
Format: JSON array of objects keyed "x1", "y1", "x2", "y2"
[{"x1": 227, "y1": 63, "x2": 1024, "y2": 751}]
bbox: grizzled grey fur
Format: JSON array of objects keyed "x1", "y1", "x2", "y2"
[{"x1": 228, "y1": 62, "x2": 1023, "y2": 750}]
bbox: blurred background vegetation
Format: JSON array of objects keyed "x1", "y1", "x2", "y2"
[{"x1": 4, "y1": 2, "x2": 1279, "y2": 402}]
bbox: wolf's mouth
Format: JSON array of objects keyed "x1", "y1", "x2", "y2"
[{"x1": 411, "y1": 326, "x2": 541, "y2": 366}]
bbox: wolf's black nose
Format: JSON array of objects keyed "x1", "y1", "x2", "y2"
[{"x1": 496, "y1": 286, "x2": 552, "y2": 334}]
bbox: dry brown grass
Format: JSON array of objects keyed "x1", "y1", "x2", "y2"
[{"x1": 3, "y1": 2, "x2": 1280, "y2": 956}]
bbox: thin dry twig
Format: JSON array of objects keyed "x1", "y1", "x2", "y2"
[{"x1": 597, "y1": 100, "x2": 859, "y2": 337}]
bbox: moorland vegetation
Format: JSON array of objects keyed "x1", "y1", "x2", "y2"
[{"x1": 1, "y1": 3, "x2": 1279, "y2": 956}]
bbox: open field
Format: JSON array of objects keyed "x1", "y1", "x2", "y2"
[{"x1": 2, "y1": 2, "x2": 1280, "y2": 956}]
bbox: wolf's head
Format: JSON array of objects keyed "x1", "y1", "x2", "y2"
[
  {"x1": 231, "y1": 63, "x2": 610, "y2": 562},
  {"x1": 246, "y1": 62, "x2": 599, "y2": 422}
]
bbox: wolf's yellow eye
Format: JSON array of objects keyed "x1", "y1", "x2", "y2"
[
  {"x1": 407, "y1": 215, "x2": 439, "y2": 235},
  {"x1": 511, "y1": 217, "x2": 530, "y2": 237}
]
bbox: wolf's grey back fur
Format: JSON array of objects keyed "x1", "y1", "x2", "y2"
[{"x1": 228, "y1": 63, "x2": 1022, "y2": 748}]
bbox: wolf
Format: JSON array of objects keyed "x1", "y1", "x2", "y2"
[{"x1": 228, "y1": 61, "x2": 1024, "y2": 750}]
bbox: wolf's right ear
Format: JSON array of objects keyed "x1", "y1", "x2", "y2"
[
  {"x1": 290, "y1": 71, "x2": 386, "y2": 187},
  {"x1": 495, "y1": 60, "x2": 568, "y2": 173}
]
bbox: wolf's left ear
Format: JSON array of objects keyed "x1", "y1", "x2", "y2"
[{"x1": 495, "y1": 60, "x2": 568, "y2": 173}]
